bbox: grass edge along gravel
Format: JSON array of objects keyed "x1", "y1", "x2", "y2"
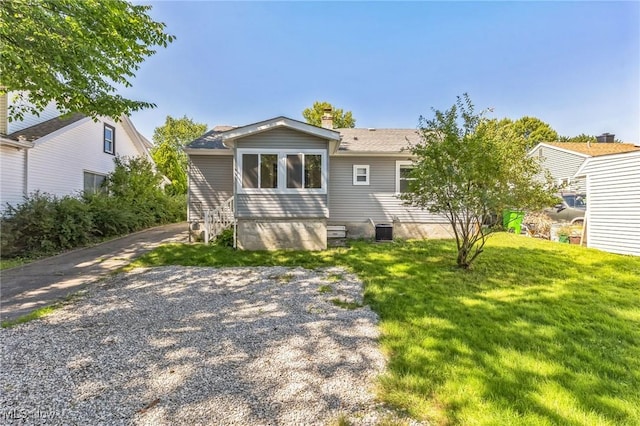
[
  {"x1": 94, "y1": 234, "x2": 640, "y2": 424},
  {"x1": 1, "y1": 291, "x2": 86, "y2": 328}
]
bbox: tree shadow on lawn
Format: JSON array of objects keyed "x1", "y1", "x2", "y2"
[{"x1": 339, "y1": 239, "x2": 640, "y2": 425}]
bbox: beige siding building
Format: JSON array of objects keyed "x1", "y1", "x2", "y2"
[{"x1": 186, "y1": 116, "x2": 453, "y2": 250}]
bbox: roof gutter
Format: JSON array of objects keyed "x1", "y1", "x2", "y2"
[
  {"x1": 0, "y1": 136, "x2": 34, "y2": 149},
  {"x1": 332, "y1": 151, "x2": 414, "y2": 157},
  {"x1": 184, "y1": 147, "x2": 233, "y2": 156}
]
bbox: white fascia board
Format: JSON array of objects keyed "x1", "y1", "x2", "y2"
[
  {"x1": 184, "y1": 148, "x2": 232, "y2": 156},
  {"x1": 575, "y1": 150, "x2": 640, "y2": 177},
  {"x1": 221, "y1": 117, "x2": 340, "y2": 148},
  {"x1": 332, "y1": 151, "x2": 415, "y2": 157},
  {"x1": 119, "y1": 115, "x2": 154, "y2": 159},
  {"x1": 528, "y1": 142, "x2": 591, "y2": 159},
  {"x1": 0, "y1": 136, "x2": 34, "y2": 149}
]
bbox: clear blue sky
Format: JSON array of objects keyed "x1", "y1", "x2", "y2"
[{"x1": 125, "y1": 1, "x2": 640, "y2": 143}]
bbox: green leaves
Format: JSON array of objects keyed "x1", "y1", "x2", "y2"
[
  {"x1": 150, "y1": 115, "x2": 207, "y2": 196},
  {"x1": 403, "y1": 94, "x2": 556, "y2": 268},
  {"x1": 0, "y1": 0, "x2": 175, "y2": 121},
  {"x1": 302, "y1": 101, "x2": 356, "y2": 128}
]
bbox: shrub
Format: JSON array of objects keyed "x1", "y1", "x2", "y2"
[
  {"x1": 1, "y1": 156, "x2": 187, "y2": 259},
  {"x1": 53, "y1": 196, "x2": 94, "y2": 249},
  {"x1": 83, "y1": 193, "x2": 137, "y2": 237},
  {"x1": 215, "y1": 228, "x2": 235, "y2": 248},
  {"x1": 1, "y1": 192, "x2": 58, "y2": 256}
]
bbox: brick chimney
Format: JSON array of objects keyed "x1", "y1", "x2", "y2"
[
  {"x1": 0, "y1": 92, "x2": 7, "y2": 136},
  {"x1": 321, "y1": 107, "x2": 333, "y2": 129},
  {"x1": 596, "y1": 133, "x2": 615, "y2": 143}
]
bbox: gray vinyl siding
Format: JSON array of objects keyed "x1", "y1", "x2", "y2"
[
  {"x1": 236, "y1": 194, "x2": 328, "y2": 218},
  {"x1": 581, "y1": 152, "x2": 640, "y2": 256},
  {"x1": 534, "y1": 146, "x2": 587, "y2": 191},
  {"x1": 235, "y1": 127, "x2": 327, "y2": 150},
  {"x1": 188, "y1": 155, "x2": 233, "y2": 221},
  {"x1": 328, "y1": 156, "x2": 446, "y2": 223},
  {"x1": 234, "y1": 127, "x2": 329, "y2": 218}
]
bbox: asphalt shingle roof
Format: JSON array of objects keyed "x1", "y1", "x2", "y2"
[
  {"x1": 336, "y1": 128, "x2": 420, "y2": 153},
  {"x1": 187, "y1": 122, "x2": 422, "y2": 153},
  {"x1": 545, "y1": 142, "x2": 640, "y2": 157},
  {"x1": 7, "y1": 113, "x2": 86, "y2": 141},
  {"x1": 187, "y1": 129, "x2": 230, "y2": 150}
]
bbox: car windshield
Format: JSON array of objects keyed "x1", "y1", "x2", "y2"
[{"x1": 562, "y1": 194, "x2": 586, "y2": 209}]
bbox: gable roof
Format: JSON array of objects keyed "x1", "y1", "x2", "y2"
[
  {"x1": 6, "y1": 112, "x2": 86, "y2": 142},
  {"x1": 337, "y1": 128, "x2": 420, "y2": 153},
  {"x1": 186, "y1": 118, "x2": 421, "y2": 155},
  {"x1": 575, "y1": 149, "x2": 640, "y2": 177},
  {"x1": 541, "y1": 142, "x2": 640, "y2": 157},
  {"x1": 221, "y1": 116, "x2": 341, "y2": 147}
]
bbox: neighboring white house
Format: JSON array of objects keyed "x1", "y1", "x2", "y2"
[
  {"x1": 528, "y1": 141, "x2": 640, "y2": 192},
  {"x1": 0, "y1": 93, "x2": 153, "y2": 212},
  {"x1": 574, "y1": 150, "x2": 640, "y2": 257}
]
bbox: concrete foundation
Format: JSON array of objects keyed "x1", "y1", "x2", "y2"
[
  {"x1": 331, "y1": 221, "x2": 454, "y2": 240},
  {"x1": 237, "y1": 219, "x2": 327, "y2": 251}
]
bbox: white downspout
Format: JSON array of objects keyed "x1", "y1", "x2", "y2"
[{"x1": 23, "y1": 148, "x2": 29, "y2": 198}]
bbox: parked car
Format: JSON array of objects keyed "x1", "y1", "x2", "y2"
[{"x1": 544, "y1": 192, "x2": 586, "y2": 225}]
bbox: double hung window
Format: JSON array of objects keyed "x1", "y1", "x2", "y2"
[
  {"x1": 396, "y1": 160, "x2": 416, "y2": 193},
  {"x1": 352, "y1": 165, "x2": 370, "y2": 185},
  {"x1": 104, "y1": 124, "x2": 115, "y2": 155}
]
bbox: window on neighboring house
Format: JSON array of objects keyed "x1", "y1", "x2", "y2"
[
  {"x1": 104, "y1": 124, "x2": 115, "y2": 155},
  {"x1": 84, "y1": 171, "x2": 106, "y2": 194},
  {"x1": 353, "y1": 165, "x2": 370, "y2": 185},
  {"x1": 396, "y1": 160, "x2": 416, "y2": 193},
  {"x1": 238, "y1": 149, "x2": 326, "y2": 193}
]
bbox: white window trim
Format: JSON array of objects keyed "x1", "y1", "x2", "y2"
[
  {"x1": 236, "y1": 148, "x2": 327, "y2": 194},
  {"x1": 395, "y1": 160, "x2": 415, "y2": 194},
  {"x1": 83, "y1": 170, "x2": 107, "y2": 193},
  {"x1": 103, "y1": 123, "x2": 115, "y2": 155},
  {"x1": 353, "y1": 164, "x2": 370, "y2": 186}
]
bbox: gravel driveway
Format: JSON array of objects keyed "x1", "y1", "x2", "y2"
[{"x1": 1, "y1": 266, "x2": 388, "y2": 425}]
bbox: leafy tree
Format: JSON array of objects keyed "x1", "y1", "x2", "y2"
[
  {"x1": 302, "y1": 101, "x2": 356, "y2": 128},
  {"x1": 151, "y1": 116, "x2": 207, "y2": 195},
  {"x1": 402, "y1": 94, "x2": 555, "y2": 269},
  {"x1": 558, "y1": 134, "x2": 597, "y2": 143},
  {"x1": 0, "y1": 0, "x2": 174, "y2": 121},
  {"x1": 512, "y1": 116, "x2": 559, "y2": 146},
  {"x1": 481, "y1": 116, "x2": 559, "y2": 149}
]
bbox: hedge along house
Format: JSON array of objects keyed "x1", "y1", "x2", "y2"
[
  {"x1": 0, "y1": 92, "x2": 153, "y2": 214},
  {"x1": 186, "y1": 113, "x2": 453, "y2": 250}
]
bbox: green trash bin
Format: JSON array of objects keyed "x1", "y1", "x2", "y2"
[{"x1": 503, "y1": 210, "x2": 525, "y2": 234}]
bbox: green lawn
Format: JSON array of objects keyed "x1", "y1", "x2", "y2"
[{"x1": 132, "y1": 234, "x2": 640, "y2": 425}]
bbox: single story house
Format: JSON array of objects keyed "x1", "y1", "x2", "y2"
[
  {"x1": 574, "y1": 150, "x2": 640, "y2": 256},
  {"x1": 0, "y1": 92, "x2": 153, "y2": 212},
  {"x1": 186, "y1": 115, "x2": 453, "y2": 250},
  {"x1": 528, "y1": 140, "x2": 640, "y2": 192}
]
